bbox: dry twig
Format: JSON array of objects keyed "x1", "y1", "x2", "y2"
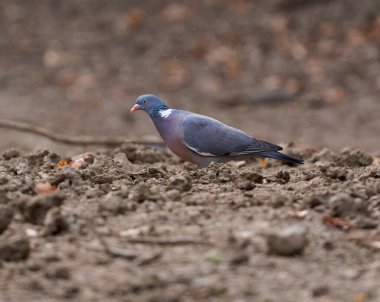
[
  {"x1": 91, "y1": 227, "x2": 139, "y2": 260},
  {"x1": 124, "y1": 236, "x2": 211, "y2": 246},
  {"x1": 135, "y1": 252, "x2": 162, "y2": 266},
  {"x1": 0, "y1": 118, "x2": 163, "y2": 147}
]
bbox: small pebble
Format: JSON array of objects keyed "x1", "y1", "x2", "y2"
[
  {"x1": 2, "y1": 148, "x2": 20, "y2": 160},
  {"x1": 266, "y1": 224, "x2": 308, "y2": 256}
]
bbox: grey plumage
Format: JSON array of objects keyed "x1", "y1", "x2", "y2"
[{"x1": 131, "y1": 94, "x2": 303, "y2": 167}]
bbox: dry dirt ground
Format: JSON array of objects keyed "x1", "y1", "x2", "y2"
[
  {"x1": 0, "y1": 146, "x2": 380, "y2": 302},
  {"x1": 0, "y1": 1, "x2": 380, "y2": 302}
]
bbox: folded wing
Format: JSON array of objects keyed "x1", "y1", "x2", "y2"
[{"x1": 183, "y1": 114, "x2": 281, "y2": 157}]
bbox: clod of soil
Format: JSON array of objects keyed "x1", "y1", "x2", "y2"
[
  {"x1": 44, "y1": 208, "x2": 69, "y2": 235},
  {"x1": 0, "y1": 234, "x2": 30, "y2": 261},
  {"x1": 21, "y1": 193, "x2": 65, "y2": 225},
  {"x1": 0, "y1": 205, "x2": 13, "y2": 234},
  {"x1": 0, "y1": 145, "x2": 379, "y2": 301},
  {"x1": 328, "y1": 192, "x2": 367, "y2": 218},
  {"x1": 166, "y1": 174, "x2": 192, "y2": 192}
]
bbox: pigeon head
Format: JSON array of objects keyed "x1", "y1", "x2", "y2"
[{"x1": 130, "y1": 94, "x2": 170, "y2": 117}]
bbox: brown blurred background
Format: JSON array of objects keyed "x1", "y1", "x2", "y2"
[{"x1": 0, "y1": 0, "x2": 379, "y2": 156}]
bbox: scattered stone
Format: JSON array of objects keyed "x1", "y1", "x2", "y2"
[
  {"x1": 3, "y1": 148, "x2": 20, "y2": 160},
  {"x1": 0, "y1": 205, "x2": 13, "y2": 234},
  {"x1": 0, "y1": 235, "x2": 30, "y2": 261},
  {"x1": 22, "y1": 193, "x2": 65, "y2": 225},
  {"x1": 167, "y1": 174, "x2": 192, "y2": 192},
  {"x1": 44, "y1": 208, "x2": 69, "y2": 235},
  {"x1": 266, "y1": 224, "x2": 308, "y2": 256}
]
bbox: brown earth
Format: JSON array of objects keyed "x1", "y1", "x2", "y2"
[
  {"x1": 0, "y1": 146, "x2": 380, "y2": 302},
  {"x1": 0, "y1": 1, "x2": 380, "y2": 302}
]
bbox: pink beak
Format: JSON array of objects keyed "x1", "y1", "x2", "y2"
[{"x1": 130, "y1": 104, "x2": 140, "y2": 112}]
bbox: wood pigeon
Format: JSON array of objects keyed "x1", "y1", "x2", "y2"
[{"x1": 131, "y1": 94, "x2": 303, "y2": 167}]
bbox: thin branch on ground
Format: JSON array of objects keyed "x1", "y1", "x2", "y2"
[
  {"x1": 124, "y1": 236, "x2": 212, "y2": 246},
  {"x1": 135, "y1": 252, "x2": 162, "y2": 266},
  {"x1": 0, "y1": 118, "x2": 163, "y2": 147},
  {"x1": 91, "y1": 226, "x2": 139, "y2": 260}
]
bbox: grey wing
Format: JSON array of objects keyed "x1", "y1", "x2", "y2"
[{"x1": 182, "y1": 114, "x2": 281, "y2": 157}]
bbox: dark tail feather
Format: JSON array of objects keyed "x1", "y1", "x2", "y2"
[{"x1": 260, "y1": 151, "x2": 304, "y2": 164}]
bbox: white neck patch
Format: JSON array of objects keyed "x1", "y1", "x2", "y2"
[{"x1": 159, "y1": 109, "x2": 173, "y2": 119}]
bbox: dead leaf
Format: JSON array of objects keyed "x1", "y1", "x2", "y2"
[
  {"x1": 347, "y1": 233, "x2": 380, "y2": 251},
  {"x1": 322, "y1": 214, "x2": 354, "y2": 231},
  {"x1": 162, "y1": 4, "x2": 189, "y2": 21},
  {"x1": 56, "y1": 70, "x2": 77, "y2": 88},
  {"x1": 56, "y1": 158, "x2": 73, "y2": 168},
  {"x1": 347, "y1": 28, "x2": 366, "y2": 46},
  {"x1": 367, "y1": 16, "x2": 380, "y2": 42},
  {"x1": 285, "y1": 78, "x2": 301, "y2": 94},
  {"x1": 354, "y1": 292, "x2": 367, "y2": 302},
  {"x1": 125, "y1": 8, "x2": 144, "y2": 28},
  {"x1": 262, "y1": 75, "x2": 282, "y2": 91},
  {"x1": 227, "y1": 0, "x2": 252, "y2": 13},
  {"x1": 34, "y1": 180, "x2": 57, "y2": 195},
  {"x1": 43, "y1": 49, "x2": 77, "y2": 68},
  {"x1": 291, "y1": 209, "x2": 309, "y2": 218},
  {"x1": 305, "y1": 58, "x2": 325, "y2": 77},
  {"x1": 56, "y1": 154, "x2": 93, "y2": 170},
  {"x1": 70, "y1": 153, "x2": 94, "y2": 169},
  {"x1": 259, "y1": 159, "x2": 268, "y2": 169},
  {"x1": 190, "y1": 39, "x2": 211, "y2": 59},
  {"x1": 206, "y1": 46, "x2": 241, "y2": 80},
  {"x1": 161, "y1": 59, "x2": 189, "y2": 89},
  {"x1": 324, "y1": 87, "x2": 347, "y2": 104}
]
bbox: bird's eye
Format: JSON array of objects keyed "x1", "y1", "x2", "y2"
[{"x1": 143, "y1": 99, "x2": 147, "y2": 104}]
